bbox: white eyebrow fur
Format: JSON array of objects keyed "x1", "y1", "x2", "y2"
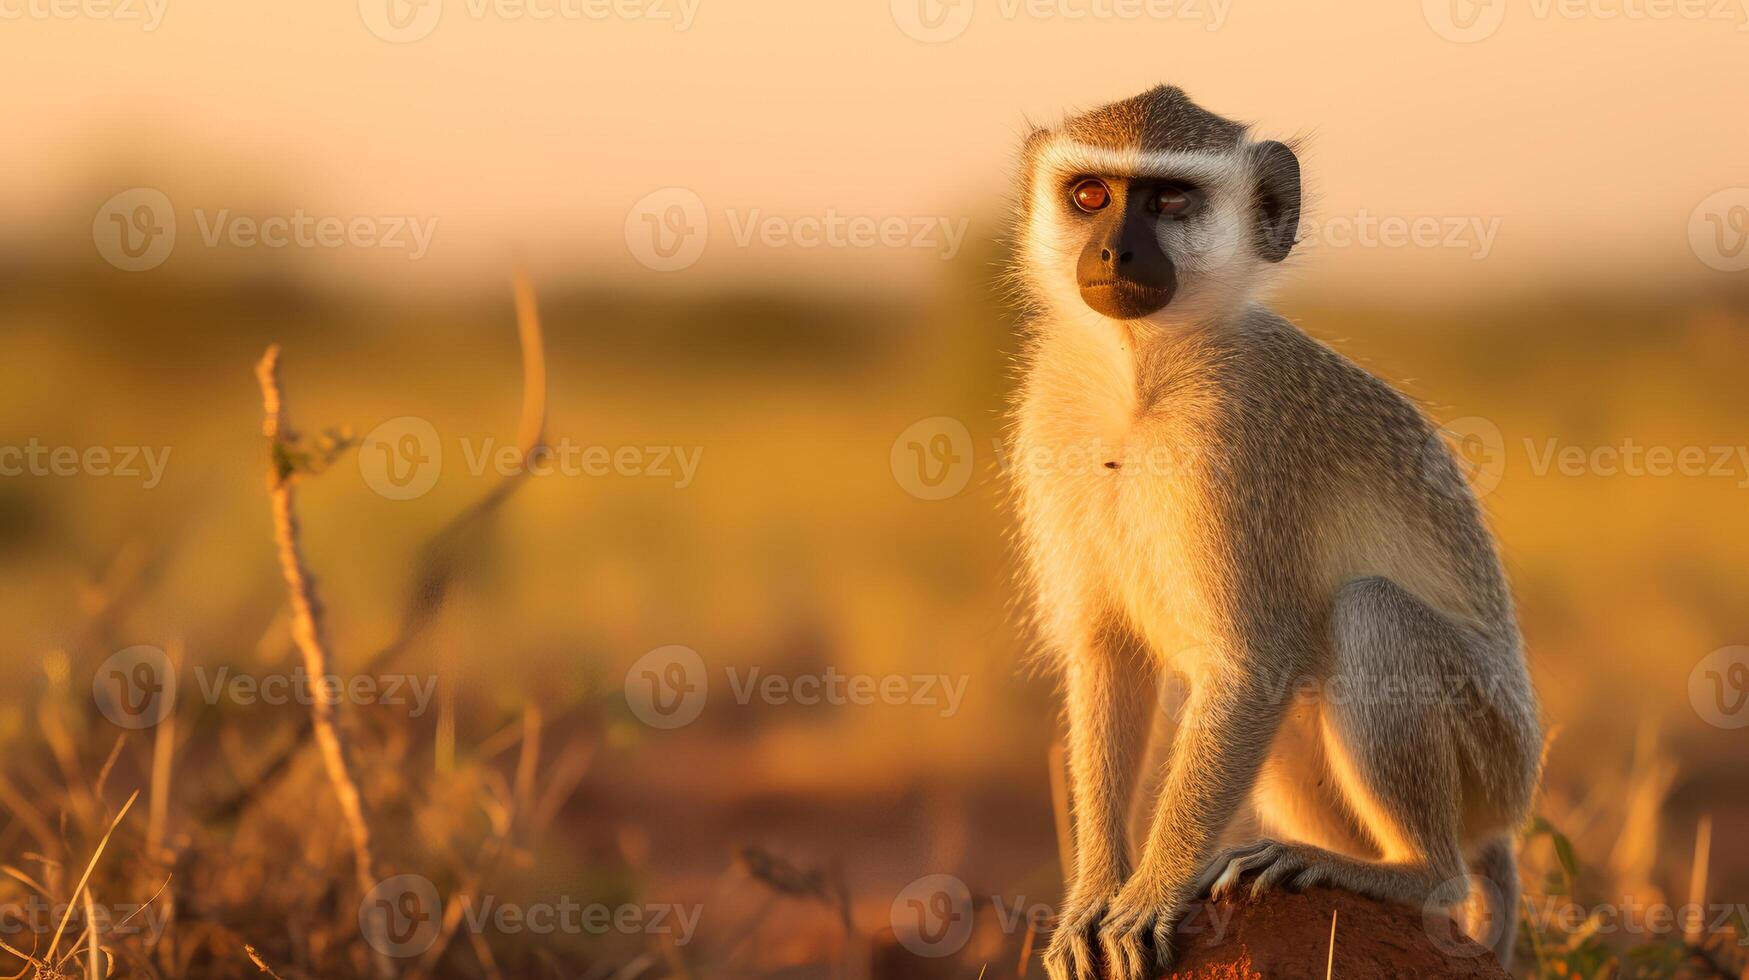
[{"x1": 1035, "y1": 141, "x2": 1249, "y2": 188}]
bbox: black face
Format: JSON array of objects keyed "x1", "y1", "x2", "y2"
[{"x1": 1070, "y1": 175, "x2": 1201, "y2": 320}]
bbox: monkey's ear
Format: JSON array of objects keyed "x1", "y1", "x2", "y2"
[{"x1": 1251, "y1": 140, "x2": 1301, "y2": 263}]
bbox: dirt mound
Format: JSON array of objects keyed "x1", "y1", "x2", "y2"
[
  {"x1": 1166, "y1": 886, "x2": 1509, "y2": 980},
  {"x1": 864, "y1": 883, "x2": 1509, "y2": 979}
]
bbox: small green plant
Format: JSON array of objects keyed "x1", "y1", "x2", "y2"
[{"x1": 1517, "y1": 816, "x2": 1746, "y2": 979}]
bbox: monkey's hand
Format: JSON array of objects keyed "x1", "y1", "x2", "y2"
[
  {"x1": 1096, "y1": 874, "x2": 1184, "y2": 979},
  {"x1": 1043, "y1": 887, "x2": 1117, "y2": 980}
]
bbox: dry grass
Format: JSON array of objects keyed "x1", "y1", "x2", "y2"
[
  {"x1": 2, "y1": 277, "x2": 1747, "y2": 978},
  {"x1": 0, "y1": 279, "x2": 648, "y2": 978}
]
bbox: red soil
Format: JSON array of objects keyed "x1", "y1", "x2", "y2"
[{"x1": 1165, "y1": 886, "x2": 1510, "y2": 980}]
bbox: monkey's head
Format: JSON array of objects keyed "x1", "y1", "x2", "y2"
[{"x1": 1013, "y1": 86, "x2": 1301, "y2": 325}]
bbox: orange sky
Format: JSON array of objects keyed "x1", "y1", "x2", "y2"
[{"x1": 4, "y1": 0, "x2": 1747, "y2": 294}]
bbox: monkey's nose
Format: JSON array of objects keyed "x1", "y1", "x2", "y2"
[{"x1": 1099, "y1": 248, "x2": 1134, "y2": 265}]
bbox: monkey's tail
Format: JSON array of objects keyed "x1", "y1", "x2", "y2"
[{"x1": 1469, "y1": 835, "x2": 1521, "y2": 971}]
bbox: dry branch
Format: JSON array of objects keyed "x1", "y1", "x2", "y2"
[
  {"x1": 255, "y1": 345, "x2": 393, "y2": 980},
  {"x1": 206, "y1": 274, "x2": 548, "y2": 823}
]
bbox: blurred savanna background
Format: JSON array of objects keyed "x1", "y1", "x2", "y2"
[{"x1": 2, "y1": 0, "x2": 1748, "y2": 976}]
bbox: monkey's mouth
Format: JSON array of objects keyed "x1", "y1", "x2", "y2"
[{"x1": 1078, "y1": 278, "x2": 1175, "y2": 320}]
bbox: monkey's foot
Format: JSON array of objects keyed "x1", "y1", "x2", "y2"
[
  {"x1": 1042, "y1": 895, "x2": 1109, "y2": 980},
  {"x1": 1094, "y1": 885, "x2": 1180, "y2": 980},
  {"x1": 1195, "y1": 839, "x2": 1450, "y2": 907},
  {"x1": 1195, "y1": 839, "x2": 1331, "y2": 901}
]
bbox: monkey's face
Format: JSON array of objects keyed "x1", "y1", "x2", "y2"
[
  {"x1": 1065, "y1": 175, "x2": 1193, "y2": 319},
  {"x1": 1019, "y1": 138, "x2": 1301, "y2": 325}
]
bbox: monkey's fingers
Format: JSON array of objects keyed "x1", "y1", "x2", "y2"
[
  {"x1": 1097, "y1": 905, "x2": 1168, "y2": 980},
  {"x1": 1043, "y1": 913, "x2": 1102, "y2": 980}
]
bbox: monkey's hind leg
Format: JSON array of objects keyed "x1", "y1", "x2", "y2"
[{"x1": 1196, "y1": 577, "x2": 1476, "y2": 912}]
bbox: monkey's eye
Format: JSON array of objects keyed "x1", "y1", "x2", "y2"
[
  {"x1": 1070, "y1": 179, "x2": 1110, "y2": 213},
  {"x1": 1151, "y1": 186, "x2": 1197, "y2": 217}
]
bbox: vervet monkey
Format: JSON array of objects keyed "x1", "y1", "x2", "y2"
[{"x1": 1006, "y1": 86, "x2": 1540, "y2": 979}]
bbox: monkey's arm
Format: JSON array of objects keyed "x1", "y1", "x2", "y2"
[
  {"x1": 1042, "y1": 622, "x2": 1155, "y2": 980},
  {"x1": 1061, "y1": 625, "x2": 1155, "y2": 894},
  {"x1": 1097, "y1": 644, "x2": 1294, "y2": 976},
  {"x1": 1133, "y1": 666, "x2": 1285, "y2": 890}
]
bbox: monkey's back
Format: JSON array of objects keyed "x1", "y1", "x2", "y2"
[{"x1": 1193, "y1": 309, "x2": 1518, "y2": 645}]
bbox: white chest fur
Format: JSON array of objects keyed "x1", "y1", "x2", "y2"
[{"x1": 1014, "y1": 327, "x2": 1219, "y2": 662}]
